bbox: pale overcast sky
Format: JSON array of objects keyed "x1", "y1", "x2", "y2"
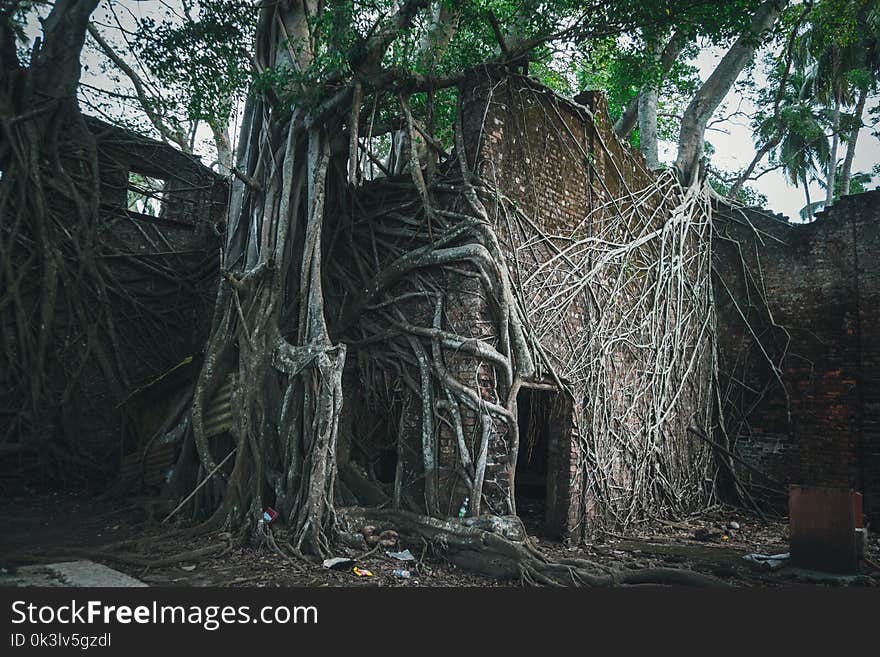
[{"x1": 669, "y1": 48, "x2": 880, "y2": 220}]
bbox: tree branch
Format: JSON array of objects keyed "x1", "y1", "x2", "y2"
[
  {"x1": 614, "y1": 29, "x2": 688, "y2": 139},
  {"x1": 675, "y1": 0, "x2": 786, "y2": 184},
  {"x1": 86, "y1": 22, "x2": 189, "y2": 152}
]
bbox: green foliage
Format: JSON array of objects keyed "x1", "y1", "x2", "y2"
[
  {"x1": 561, "y1": 1, "x2": 761, "y2": 147},
  {"x1": 708, "y1": 174, "x2": 768, "y2": 206},
  {"x1": 818, "y1": 164, "x2": 878, "y2": 197},
  {"x1": 133, "y1": 0, "x2": 257, "y2": 126},
  {"x1": 745, "y1": 0, "x2": 880, "y2": 195},
  {"x1": 2, "y1": 0, "x2": 51, "y2": 66},
  {"x1": 244, "y1": 0, "x2": 768, "y2": 124},
  {"x1": 1, "y1": 1, "x2": 38, "y2": 45}
]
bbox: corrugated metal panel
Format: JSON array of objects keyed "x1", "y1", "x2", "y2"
[
  {"x1": 120, "y1": 442, "x2": 177, "y2": 487},
  {"x1": 204, "y1": 375, "x2": 234, "y2": 438}
]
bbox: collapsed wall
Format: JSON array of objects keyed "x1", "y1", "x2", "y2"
[
  {"x1": 85, "y1": 117, "x2": 226, "y2": 483},
  {"x1": 713, "y1": 191, "x2": 880, "y2": 520}
]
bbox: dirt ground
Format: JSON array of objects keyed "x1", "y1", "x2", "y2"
[{"x1": 1, "y1": 490, "x2": 878, "y2": 587}]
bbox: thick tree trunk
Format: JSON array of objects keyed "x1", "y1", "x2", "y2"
[
  {"x1": 727, "y1": 4, "x2": 809, "y2": 201},
  {"x1": 0, "y1": 0, "x2": 111, "y2": 468},
  {"x1": 638, "y1": 86, "x2": 660, "y2": 168},
  {"x1": 614, "y1": 30, "x2": 687, "y2": 140},
  {"x1": 826, "y1": 96, "x2": 840, "y2": 206},
  {"x1": 840, "y1": 88, "x2": 867, "y2": 197},
  {"x1": 209, "y1": 120, "x2": 234, "y2": 175},
  {"x1": 675, "y1": 0, "x2": 784, "y2": 184},
  {"x1": 180, "y1": 0, "x2": 437, "y2": 557}
]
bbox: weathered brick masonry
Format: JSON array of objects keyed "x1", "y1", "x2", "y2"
[
  {"x1": 354, "y1": 68, "x2": 712, "y2": 540},
  {"x1": 347, "y1": 68, "x2": 877, "y2": 538},
  {"x1": 456, "y1": 69, "x2": 661, "y2": 537},
  {"x1": 713, "y1": 191, "x2": 880, "y2": 520},
  {"x1": 68, "y1": 118, "x2": 223, "y2": 472}
]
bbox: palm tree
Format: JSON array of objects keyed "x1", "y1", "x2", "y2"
[
  {"x1": 774, "y1": 103, "x2": 830, "y2": 220},
  {"x1": 748, "y1": 68, "x2": 830, "y2": 220},
  {"x1": 797, "y1": 0, "x2": 880, "y2": 205}
]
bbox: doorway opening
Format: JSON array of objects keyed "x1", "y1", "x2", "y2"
[{"x1": 515, "y1": 386, "x2": 570, "y2": 539}]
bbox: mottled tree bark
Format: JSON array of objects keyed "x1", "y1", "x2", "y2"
[{"x1": 675, "y1": 0, "x2": 785, "y2": 184}]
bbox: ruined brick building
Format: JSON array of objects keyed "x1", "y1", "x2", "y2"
[
  {"x1": 339, "y1": 67, "x2": 878, "y2": 538},
  {"x1": 339, "y1": 68, "x2": 714, "y2": 540},
  {"x1": 82, "y1": 117, "x2": 226, "y2": 484},
  {"x1": 0, "y1": 116, "x2": 225, "y2": 486},
  {"x1": 19, "y1": 68, "x2": 873, "y2": 536}
]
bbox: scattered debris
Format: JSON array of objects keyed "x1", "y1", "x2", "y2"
[
  {"x1": 393, "y1": 569, "x2": 411, "y2": 579},
  {"x1": 322, "y1": 557, "x2": 356, "y2": 571},
  {"x1": 728, "y1": 521, "x2": 740, "y2": 530},
  {"x1": 387, "y1": 549, "x2": 415, "y2": 561},
  {"x1": 181, "y1": 564, "x2": 197, "y2": 571},
  {"x1": 352, "y1": 567, "x2": 373, "y2": 577},
  {"x1": 693, "y1": 528, "x2": 722, "y2": 542},
  {"x1": 262, "y1": 507, "x2": 279, "y2": 523},
  {"x1": 743, "y1": 552, "x2": 790, "y2": 570}
]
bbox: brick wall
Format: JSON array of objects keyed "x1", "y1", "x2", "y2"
[
  {"x1": 713, "y1": 190, "x2": 880, "y2": 520},
  {"x1": 348, "y1": 68, "x2": 713, "y2": 539},
  {"x1": 456, "y1": 68, "x2": 711, "y2": 538}
]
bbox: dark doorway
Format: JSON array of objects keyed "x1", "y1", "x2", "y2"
[{"x1": 515, "y1": 387, "x2": 562, "y2": 538}]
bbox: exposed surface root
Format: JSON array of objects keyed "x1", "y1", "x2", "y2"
[{"x1": 339, "y1": 507, "x2": 729, "y2": 587}]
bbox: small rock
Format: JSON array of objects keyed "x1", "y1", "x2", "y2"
[
  {"x1": 378, "y1": 529, "x2": 399, "y2": 548},
  {"x1": 337, "y1": 530, "x2": 367, "y2": 550}
]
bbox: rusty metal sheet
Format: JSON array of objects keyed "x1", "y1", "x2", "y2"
[{"x1": 789, "y1": 485, "x2": 860, "y2": 573}]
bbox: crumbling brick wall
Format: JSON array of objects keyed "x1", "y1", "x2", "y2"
[
  {"x1": 348, "y1": 69, "x2": 713, "y2": 539},
  {"x1": 75, "y1": 117, "x2": 225, "y2": 472},
  {"x1": 713, "y1": 191, "x2": 880, "y2": 520},
  {"x1": 453, "y1": 68, "x2": 710, "y2": 539}
]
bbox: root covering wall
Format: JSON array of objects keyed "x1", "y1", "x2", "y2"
[
  {"x1": 343, "y1": 68, "x2": 716, "y2": 540},
  {"x1": 459, "y1": 69, "x2": 715, "y2": 538},
  {"x1": 0, "y1": 117, "x2": 224, "y2": 480}
]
